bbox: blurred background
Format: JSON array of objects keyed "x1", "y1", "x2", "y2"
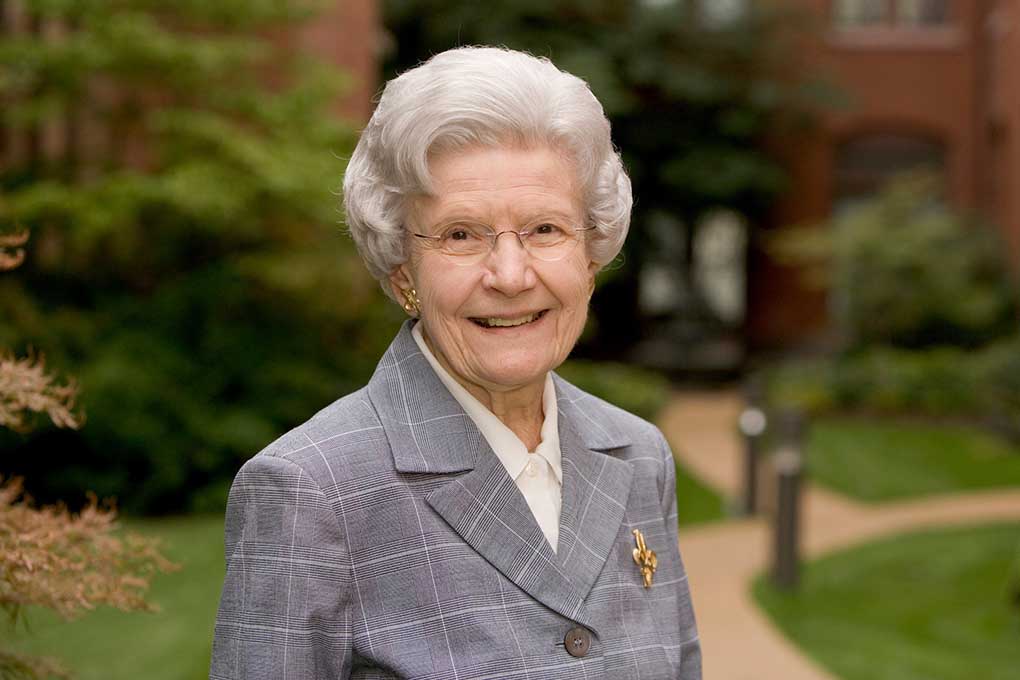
[{"x1": 1, "y1": 0, "x2": 1018, "y2": 678}]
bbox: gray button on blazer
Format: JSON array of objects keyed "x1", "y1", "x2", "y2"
[{"x1": 211, "y1": 321, "x2": 701, "y2": 679}]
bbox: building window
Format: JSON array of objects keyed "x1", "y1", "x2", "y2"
[
  {"x1": 834, "y1": 0, "x2": 949, "y2": 28},
  {"x1": 700, "y1": 0, "x2": 748, "y2": 28},
  {"x1": 835, "y1": 0, "x2": 887, "y2": 27},
  {"x1": 833, "y1": 132, "x2": 945, "y2": 215},
  {"x1": 896, "y1": 0, "x2": 949, "y2": 25}
]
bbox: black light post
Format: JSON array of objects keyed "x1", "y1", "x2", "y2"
[
  {"x1": 772, "y1": 410, "x2": 805, "y2": 590},
  {"x1": 737, "y1": 378, "x2": 767, "y2": 516}
]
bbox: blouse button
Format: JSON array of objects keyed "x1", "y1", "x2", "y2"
[{"x1": 525, "y1": 459, "x2": 539, "y2": 477}]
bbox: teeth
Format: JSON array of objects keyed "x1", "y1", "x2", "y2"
[{"x1": 480, "y1": 312, "x2": 540, "y2": 328}]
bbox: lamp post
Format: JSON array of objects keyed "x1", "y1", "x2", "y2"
[
  {"x1": 737, "y1": 379, "x2": 767, "y2": 516},
  {"x1": 772, "y1": 410, "x2": 805, "y2": 590}
]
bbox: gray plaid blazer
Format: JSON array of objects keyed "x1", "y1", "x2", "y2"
[{"x1": 211, "y1": 321, "x2": 701, "y2": 679}]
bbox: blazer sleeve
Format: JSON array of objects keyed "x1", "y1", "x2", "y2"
[
  {"x1": 210, "y1": 454, "x2": 353, "y2": 680},
  {"x1": 656, "y1": 429, "x2": 703, "y2": 680}
]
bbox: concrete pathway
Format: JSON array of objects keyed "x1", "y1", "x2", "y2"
[{"x1": 657, "y1": 390, "x2": 1020, "y2": 680}]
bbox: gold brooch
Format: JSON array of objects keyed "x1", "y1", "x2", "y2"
[{"x1": 632, "y1": 529, "x2": 657, "y2": 588}]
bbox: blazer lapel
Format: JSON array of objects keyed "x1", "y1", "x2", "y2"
[
  {"x1": 367, "y1": 322, "x2": 597, "y2": 630},
  {"x1": 424, "y1": 450, "x2": 596, "y2": 630},
  {"x1": 555, "y1": 389, "x2": 634, "y2": 600},
  {"x1": 366, "y1": 321, "x2": 480, "y2": 474}
]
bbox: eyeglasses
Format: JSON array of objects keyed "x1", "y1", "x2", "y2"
[{"x1": 410, "y1": 219, "x2": 595, "y2": 265}]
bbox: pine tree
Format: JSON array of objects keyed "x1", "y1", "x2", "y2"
[{"x1": 1, "y1": 0, "x2": 391, "y2": 513}]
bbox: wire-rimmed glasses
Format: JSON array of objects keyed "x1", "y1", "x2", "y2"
[{"x1": 410, "y1": 219, "x2": 595, "y2": 265}]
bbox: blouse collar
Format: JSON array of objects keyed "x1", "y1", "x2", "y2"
[{"x1": 411, "y1": 321, "x2": 562, "y2": 485}]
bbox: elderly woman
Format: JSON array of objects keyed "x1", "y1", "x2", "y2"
[{"x1": 211, "y1": 46, "x2": 700, "y2": 679}]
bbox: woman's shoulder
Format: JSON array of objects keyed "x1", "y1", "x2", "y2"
[
  {"x1": 552, "y1": 373, "x2": 668, "y2": 450},
  {"x1": 242, "y1": 386, "x2": 390, "y2": 482}
]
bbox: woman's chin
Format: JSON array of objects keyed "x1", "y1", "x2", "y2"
[
  {"x1": 475, "y1": 366, "x2": 549, "y2": 393},
  {"x1": 454, "y1": 317, "x2": 579, "y2": 391},
  {"x1": 465, "y1": 352, "x2": 560, "y2": 393}
]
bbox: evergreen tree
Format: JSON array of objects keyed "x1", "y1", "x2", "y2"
[{"x1": 0, "y1": 0, "x2": 392, "y2": 513}]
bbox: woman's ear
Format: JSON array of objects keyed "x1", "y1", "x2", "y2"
[
  {"x1": 388, "y1": 264, "x2": 414, "y2": 301},
  {"x1": 389, "y1": 264, "x2": 422, "y2": 316}
]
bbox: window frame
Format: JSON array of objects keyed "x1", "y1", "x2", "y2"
[{"x1": 828, "y1": 0, "x2": 960, "y2": 50}]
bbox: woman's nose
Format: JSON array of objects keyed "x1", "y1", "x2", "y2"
[{"x1": 483, "y1": 232, "x2": 535, "y2": 296}]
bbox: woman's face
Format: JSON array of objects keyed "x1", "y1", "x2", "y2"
[{"x1": 389, "y1": 144, "x2": 597, "y2": 399}]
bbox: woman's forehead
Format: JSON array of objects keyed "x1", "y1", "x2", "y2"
[{"x1": 415, "y1": 145, "x2": 583, "y2": 223}]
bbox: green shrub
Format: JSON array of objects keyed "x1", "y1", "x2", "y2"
[
  {"x1": 766, "y1": 337, "x2": 1020, "y2": 436},
  {"x1": 763, "y1": 358, "x2": 835, "y2": 413},
  {"x1": 971, "y1": 335, "x2": 1020, "y2": 436},
  {"x1": 773, "y1": 173, "x2": 1018, "y2": 350}
]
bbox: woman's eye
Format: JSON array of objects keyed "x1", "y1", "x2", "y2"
[
  {"x1": 438, "y1": 227, "x2": 469, "y2": 240},
  {"x1": 534, "y1": 223, "x2": 567, "y2": 236},
  {"x1": 445, "y1": 228, "x2": 473, "y2": 241}
]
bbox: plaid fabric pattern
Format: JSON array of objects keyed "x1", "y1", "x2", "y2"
[{"x1": 211, "y1": 321, "x2": 701, "y2": 679}]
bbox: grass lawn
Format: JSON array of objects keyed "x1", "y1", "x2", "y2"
[
  {"x1": 676, "y1": 461, "x2": 725, "y2": 526},
  {"x1": 8, "y1": 514, "x2": 225, "y2": 680},
  {"x1": 754, "y1": 523, "x2": 1020, "y2": 680},
  {"x1": 806, "y1": 417, "x2": 1020, "y2": 502}
]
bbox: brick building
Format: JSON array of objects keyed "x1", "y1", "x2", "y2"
[
  {"x1": 292, "y1": 0, "x2": 379, "y2": 121},
  {"x1": 749, "y1": 0, "x2": 1020, "y2": 348}
]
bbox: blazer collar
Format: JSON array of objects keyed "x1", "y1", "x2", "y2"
[
  {"x1": 366, "y1": 320, "x2": 631, "y2": 475},
  {"x1": 366, "y1": 320, "x2": 483, "y2": 474},
  {"x1": 367, "y1": 321, "x2": 635, "y2": 629}
]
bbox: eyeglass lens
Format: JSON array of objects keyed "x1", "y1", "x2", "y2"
[{"x1": 431, "y1": 222, "x2": 586, "y2": 264}]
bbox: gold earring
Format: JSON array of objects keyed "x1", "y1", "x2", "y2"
[{"x1": 402, "y1": 288, "x2": 421, "y2": 315}]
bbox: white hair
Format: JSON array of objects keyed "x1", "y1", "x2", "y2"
[{"x1": 343, "y1": 46, "x2": 632, "y2": 298}]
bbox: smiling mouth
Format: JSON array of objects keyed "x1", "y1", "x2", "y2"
[{"x1": 470, "y1": 310, "x2": 548, "y2": 329}]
